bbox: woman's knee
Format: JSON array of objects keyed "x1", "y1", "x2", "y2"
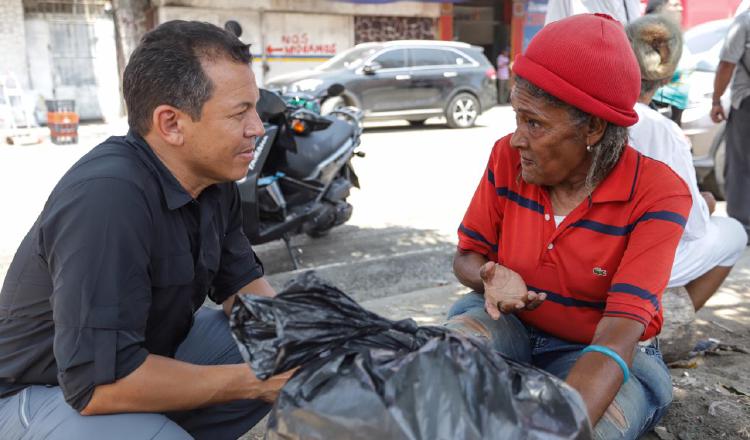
[
  {"x1": 446, "y1": 292, "x2": 485, "y2": 319},
  {"x1": 445, "y1": 295, "x2": 531, "y2": 362}
]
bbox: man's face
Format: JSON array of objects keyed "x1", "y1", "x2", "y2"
[{"x1": 181, "y1": 58, "x2": 264, "y2": 185}]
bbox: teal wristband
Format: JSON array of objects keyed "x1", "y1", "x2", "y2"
[{"x1": 582, "y1": 345, "x2": 630, "y2": 384}]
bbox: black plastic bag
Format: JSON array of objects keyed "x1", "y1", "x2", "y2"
[{"x1": 230, "y1": 272, "x2": 592, "y2": 440}]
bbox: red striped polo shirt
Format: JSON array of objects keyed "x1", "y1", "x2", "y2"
[{"x1": 458, "y1": 134, "x2": 692, "y2": 343}]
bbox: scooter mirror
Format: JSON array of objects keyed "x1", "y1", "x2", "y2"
[
  {"x1": 257, "y1": 89, "x2": 287, "y2": 122},
  {"x1": 224, "y1": 20, "x2": 243, "y2": 38},
  {"x1": 326, "y1": 84, "x2": 345, "y2": 98}
]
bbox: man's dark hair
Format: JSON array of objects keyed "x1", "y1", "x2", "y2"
[{"x1": 123, "y1": 20, "x2": 252, "y2": 136}]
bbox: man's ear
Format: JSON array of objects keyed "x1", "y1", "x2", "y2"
[
  {"x1": 151, "y1": 105, "x2": 186, "y2": 146},
  {"x1": 585, "y1": 116, "x2": 607, "y2": 146}
]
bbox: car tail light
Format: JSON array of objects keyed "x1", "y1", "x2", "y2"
[{"x1": 485, "y1": 68, "x2": 497, "y2": 81}]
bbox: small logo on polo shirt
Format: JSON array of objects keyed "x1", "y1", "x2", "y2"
[{"x1": 593, "y1": 267, "x2": 608, "y2": 277}]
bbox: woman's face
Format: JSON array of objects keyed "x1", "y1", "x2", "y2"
[{"x1": 509, "y1": 86, "x2": 593, "y2": 188}]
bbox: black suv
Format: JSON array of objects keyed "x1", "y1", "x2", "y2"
[{"x1": 265, "y1": 40, "x2": 497, "y2": 128}]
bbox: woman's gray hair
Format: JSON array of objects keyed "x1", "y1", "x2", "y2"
[
  {"x1": 626, "y1": 14, "x2": 683, "y2": 97},
  {"x1": 513, "y1": 77, "x2": 629, "y2": 191}
]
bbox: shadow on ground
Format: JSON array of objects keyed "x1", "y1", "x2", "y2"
[{"x1": 252, "y1": 224, "x2": 458, "y2": 302}]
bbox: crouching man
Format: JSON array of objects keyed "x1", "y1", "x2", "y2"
[{"x1": 0, "y1": 20, "x2": 292, "y2": 440}]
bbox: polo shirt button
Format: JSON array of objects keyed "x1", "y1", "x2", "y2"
[
  {"x1": 547, "y1": 243, "x2": 554, "y2": 250},
  {"x1": 544, "y1": 213, "x2": 550, "y2": 221}
]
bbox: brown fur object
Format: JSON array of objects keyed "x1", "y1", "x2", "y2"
[{"x1": 626, "y1": 14, "x2": 683, "y2": 81}]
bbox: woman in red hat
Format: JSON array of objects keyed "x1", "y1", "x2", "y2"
[{"x1": 448, "y1": 14, "x2": 691, "y2": 439}]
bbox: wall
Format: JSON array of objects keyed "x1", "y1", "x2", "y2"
[
  {"x1": 24, "y1": 15, "x2": 119, "y2": 121},
  {"x1": 263, "y1": 12, "x2": 353, "y2": 80},
  {"x1": 152, "y1": 0, "x2": 441, "y2": 18},
  {"x1": 453, "y1": 6, "x2": 495, "y2": 46},
  {"x1": 155, "y1": 0, "x2": 441, "y2": 85},
  {"x1": 0, "y1": 0, "x2": 29, "y2": 89},
  {"x1": 354, "y1": 16, "x2": 435, "y2": 44}
]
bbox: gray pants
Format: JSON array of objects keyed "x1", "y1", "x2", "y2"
[
  {"x1": 0, "y1": 308, "x2": 270, "y2": 440},
  {"x1": 726, "y1": 98, "x2": 750, "y2": 234}
]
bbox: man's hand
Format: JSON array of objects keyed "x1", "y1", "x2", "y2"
[
  {"x1": 701, "y1": 191, "x2": 717, "y2": 215},
  {"x1": 711, "y1": 61, "x2": 735, "y2": 123},
  {"x1": 223, "y1": 276, "x2": 277, "y2": 318},
  {"x1": 479, "y1": 262, "x2": 545, "y2": 319},
  {"x1": 251, "y1": 368, "x2": 298, "y2": 403},
  {"x1": 82, "y1": 355, "x2": 294, "y2": 416},
  {"x1": 710, "y1": 103, "x2": 727, "y2": 123}
]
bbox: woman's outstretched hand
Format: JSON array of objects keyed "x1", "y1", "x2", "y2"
[{"x1": 480, "y1": 262, "x2": 546, "y2": 319}]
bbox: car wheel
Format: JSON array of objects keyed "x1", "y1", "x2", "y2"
[
  {"x1": 408, "y1": 119, "x2": 427, "y2": 126},
  {"x1": 713, "y1": 136, "x2": 726, "y2": 200},
  {"x1": 701, "y1": 134, "x2": 727, "y2": 201},
  {"x1": 446, "y1": 93, "x2": 479, "y2": 128},
  {"x1": 321, "y1": 96, "x2": 346, "y2": 115}
]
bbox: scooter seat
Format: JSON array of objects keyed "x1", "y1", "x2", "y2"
[{"x1": 281, "y1": 117, "x2": 354, "y2": 179}]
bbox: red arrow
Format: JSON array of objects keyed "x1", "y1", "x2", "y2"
[{"x1": 266, "y1": 45, "x2": 283, "y2": 54}]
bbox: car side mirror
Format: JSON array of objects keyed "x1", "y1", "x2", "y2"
[{"x1": 363, "y1": 62, "x2": 381, "y2": 75}]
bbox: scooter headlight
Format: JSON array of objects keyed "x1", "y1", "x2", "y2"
[{"x1": 290, "y1": 118, "x2": 310, "y2": 135}]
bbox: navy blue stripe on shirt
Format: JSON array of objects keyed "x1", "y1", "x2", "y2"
[
  {"x1": 570, "y1": 219, "x2": 631, "y2": 236},
  {"x1": 496, "y1": 187, "x2": 545, "y2": 214},
  {"x1": 487, "y1": 168, "x2": 495, "y2": 185},
  {"x1": 628, "y1": 152, "x2": 642, "y2": 201},
  {"x1": 603, "y1": 310, "x2": 650, "y2": 326},
  {"x1": 570, "y1": 210, "x2": 688, "y2": 236},
  {"x1": 638, "y1": 210, "x2": 687, "y2": 228},
  {"x1": 609, "y1": 283, "x2": 660, "y2": 310},
  {"x1": 527, "y1": 285, "x2": 606, "y2": 310},
  {"x1": 458, "y1": 224, "x2": 498, "y2": 252}
]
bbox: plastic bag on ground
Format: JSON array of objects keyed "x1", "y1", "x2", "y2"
[{"x1": 230, "y1": 271, "x2": 592, "y2": 440}]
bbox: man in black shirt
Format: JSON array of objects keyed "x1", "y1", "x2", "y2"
[{"x1": 0, "y1": 20, "x2": 292, "y2": 439}]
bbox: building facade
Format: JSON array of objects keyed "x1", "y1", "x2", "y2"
[{"x1": 151, "y1": 0, "x2": 443, "y2": 83}]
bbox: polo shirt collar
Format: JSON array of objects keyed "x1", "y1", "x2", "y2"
[
  {"x1": 126, "y1": 130, "x2": 194, "y2": 210},
  {"x1": 589, "y1": 146, "x2": 641, "y2": 204}
]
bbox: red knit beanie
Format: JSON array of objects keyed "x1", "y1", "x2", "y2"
[{"x1": 513, "y1": 13, "x2": 641, "y2": 127}]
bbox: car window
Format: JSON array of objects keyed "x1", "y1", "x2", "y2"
[
  {"x1": 317, "y1": 45, "x2": 382, "y2": 71},
  {"x1": 409, "y1": 48, "x2": 472, "y2": 67},
  {"x1": 373, "y1": 49, "x2": 408, "y2": 69},
  {"x1": 410, "y1": 48, "x2": 448, "y2": 67}
]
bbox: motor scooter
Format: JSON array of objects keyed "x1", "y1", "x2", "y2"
[{"x1": 237, "y1": 84, "x2": 364, "y2": 268}]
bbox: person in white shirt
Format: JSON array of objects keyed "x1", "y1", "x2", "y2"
[
  {"x1": 626, "y1": 14, "x2": 747, "y2": 310},
  {"x1": 545, "y1": 0, "x2": 641, "y2": 25}
]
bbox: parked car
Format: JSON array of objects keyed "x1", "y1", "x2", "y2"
[
  {"x1": 265, "y1": 40, "x2": 497, "y2": 128},
  {"x1": 679, "y1": 19, "x2": 732, "y2": 198}
]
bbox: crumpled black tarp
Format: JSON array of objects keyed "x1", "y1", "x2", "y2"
[{"x1": 230, "y1": 271, "x2": 592, "y2": 440}]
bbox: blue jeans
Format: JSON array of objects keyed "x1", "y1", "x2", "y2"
[
  {"x1": 446, "y1": 292, "x2": 673, "y2": 440},
  {"x1": 0, "y1": 307, "x2": 270, "y2": 440}
]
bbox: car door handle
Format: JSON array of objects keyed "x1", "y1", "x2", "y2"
[
  {"x1": 443, "y1": 72, "x2": 457, "y2": 78},
  {"x1": 396, "y1": 74, "x2": 411, "y2": 80}
]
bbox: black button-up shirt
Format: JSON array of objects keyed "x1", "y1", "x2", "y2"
[{"x1": 0, "y1": 132, "x2": 263, "y2": 411}]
